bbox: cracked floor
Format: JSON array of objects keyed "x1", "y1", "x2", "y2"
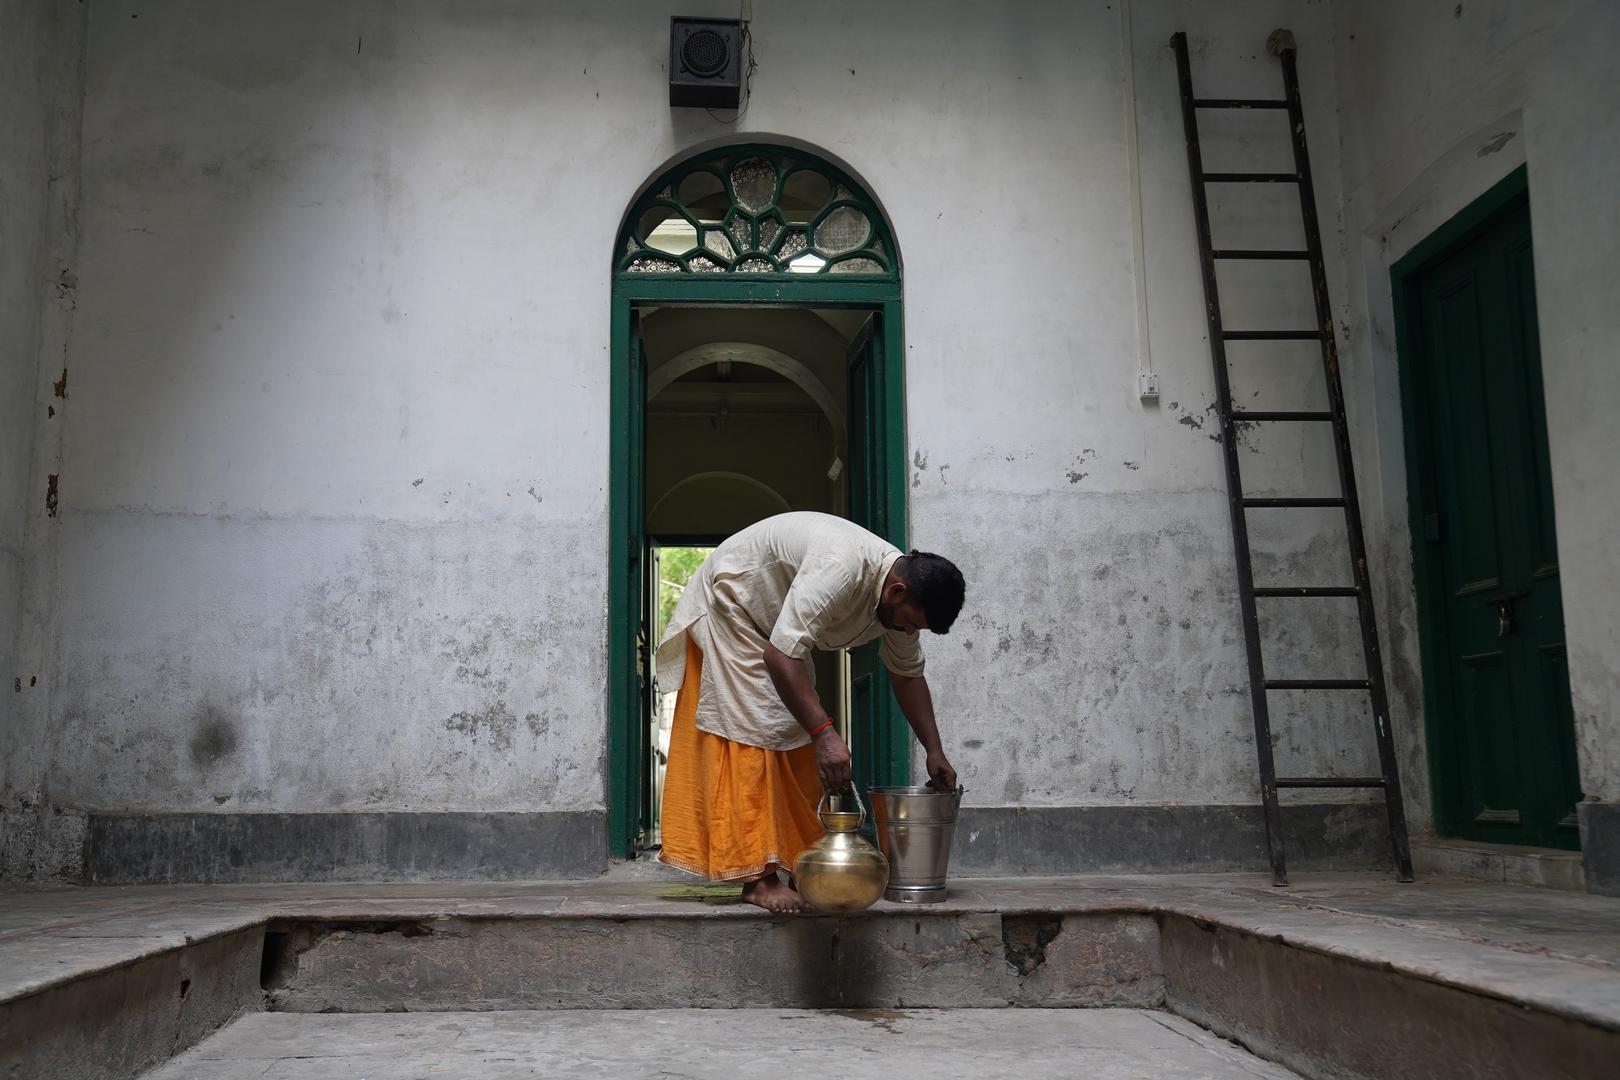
[{"x1": 141, "y1": 1008, "x2": 1301, "y2": 1080}]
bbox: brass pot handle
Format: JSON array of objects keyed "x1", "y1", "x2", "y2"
[{"x1": 817, "y1": 786, "x2": 867, "y2": 828}]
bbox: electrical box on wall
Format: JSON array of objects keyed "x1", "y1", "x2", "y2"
[{"x1": 669, "y1": 17, "x2": 744, "y2": 109}]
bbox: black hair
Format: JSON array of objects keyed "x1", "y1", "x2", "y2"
[{"x1": 898, "y1": 550, "x2": 966, "y2": 634}]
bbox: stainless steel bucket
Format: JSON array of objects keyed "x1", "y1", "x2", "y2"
[{"x1": 867, "y1": 785, "x2": 962, "y2": 903}]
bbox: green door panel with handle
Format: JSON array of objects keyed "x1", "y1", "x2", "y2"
[{"x1": 1404, "y1": 179, "x2": 1582, "y2": 848}]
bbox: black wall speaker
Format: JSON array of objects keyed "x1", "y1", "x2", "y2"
[{"x1": 669, "y1": 17, "x2": 743, "y2": 109}]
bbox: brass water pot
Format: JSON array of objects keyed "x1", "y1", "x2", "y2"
[{"x1": 795, "y1": 788, "x2": 889, "y2": 914}]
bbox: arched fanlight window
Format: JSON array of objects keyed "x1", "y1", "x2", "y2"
[{"x1": 616, "y1": 145, "x2": 897, "y2": 278}]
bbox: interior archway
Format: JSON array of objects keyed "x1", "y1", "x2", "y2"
[
  {"x1": 649, "y1": 342, "x2": 846, "y2": 449},
  {"x1": 648, "y1": 471, "x2": 792, "y2": 537}
]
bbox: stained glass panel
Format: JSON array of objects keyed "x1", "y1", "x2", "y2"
[
  {"x1": 704, "y1": 230, "x2": 736, "y2": 261},
  {"x1": 814, "y1": 206, "x2": 871, "y2": 256},
  {"x1": 617, "y1": 147, "x2": 895, "y2": 278},
  {"x1": 628, "y1": 256, "x2": 682, "y2": 273},
  {"x1": 828, "y1": 257, "x2": 885, "y2": 274},
  {"x1": 777, "y1": 230, "x2": 807, "y2": 260},
  {"x1": 758, "y1": 218, "x2": 782, "y2": 252},
  {"x1": 731, "y1": 157, "x2": 776, "y2": 213},
  {"x1": 726, "y1": 215, "x2": 751, "y2": 254}
]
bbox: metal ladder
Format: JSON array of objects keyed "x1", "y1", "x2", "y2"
[{"x1": 1170, "y1": 29, "x2": 1414, "y2": 886}]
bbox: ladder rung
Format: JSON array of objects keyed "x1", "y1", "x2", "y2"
[
  {"x1": 1265, "y1": 679, "x2": 1371, "y2": 690},
  {"x1": 1222, "y1": 330, "x2": 1328, "y2": 341},
  {"x1": 1200, "y1": 171, "x2": 1298, "y2": 183},
  {"x1": 1241, "y1": 497, "x2": 1345, "y2": 508},
  {"x1": 1193, "y1": 98, "x2": 1289, "y2": 110},
  {"x1": 1231, "y1": 410, "x2": 1333, "y2": 422},
  {"x1": 1276, "y1": 777, "x2": 1387, "y2": 789},
  {"x1": 1211, "y1": 249, "x2": 1311, "y2": 260},
  {"x1": 1252, "y1": 586, "x2": 1360, "y2": 598}
]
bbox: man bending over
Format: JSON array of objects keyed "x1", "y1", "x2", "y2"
[{"x1": 655, "y1": 511, "x2": 965, "y2": 913}]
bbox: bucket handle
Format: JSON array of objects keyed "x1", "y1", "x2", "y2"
[{"x1": 817, "y1": 786, "x2": 867, "y2": 828}]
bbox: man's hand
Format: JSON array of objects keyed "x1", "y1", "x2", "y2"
[
  {"x1": 814, "y1": 726, "x2": 852, "y2": 791},
  {"x1": 925, "y1": 750, "x2": 957, "y2": 791}
]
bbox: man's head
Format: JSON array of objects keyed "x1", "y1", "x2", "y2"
[{"x1": 877, "y1": 551, "x2": 966, "y2": 636}]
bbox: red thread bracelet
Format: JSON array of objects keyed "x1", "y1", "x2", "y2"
[{"x1": 808, "y1": 719, "x2": 835, "y2": 739}]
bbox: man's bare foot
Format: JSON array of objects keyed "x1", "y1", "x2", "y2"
[{"x1": 740, "y1": 874, "x2": 811, "y2": 914}]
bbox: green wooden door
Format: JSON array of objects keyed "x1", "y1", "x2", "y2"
[
  {"x1": 627, "y1": 317, "x2": 656, "y2": 848},
  {"x1": 1408, "y1": 189, "x2": 1582, "y2": 848},
  {"x1": 846, "y1": 314, "x2": 908, "y2": 796}
]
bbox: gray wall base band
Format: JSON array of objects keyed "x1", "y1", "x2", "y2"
[
  {"x1": 79, "y1": 803, "x2": 1389, "y2": 883},
  {"x1": 84, "y1": 811, "x2": 608, "y2": 884}
]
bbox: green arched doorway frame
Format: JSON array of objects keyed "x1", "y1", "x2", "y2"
[{"x1": 608, "y1": 143, "x2": 910, "y2": 857}]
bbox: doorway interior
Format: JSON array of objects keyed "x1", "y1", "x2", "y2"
[
  {"x1": 1393, "y1": 165, "x2": 1583, "y2": 850},
  {"x1": 613, "y1": 296, "x2": 918, "y2": 860},
  {"x1": 638, "y1": 305, "x2": 869, "y2": 848},
  {"x1": 615, "y1": 301, "x2": 908, "y2": 856}
]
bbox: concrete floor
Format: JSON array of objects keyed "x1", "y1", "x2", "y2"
[
  {"x1": 5, "y1": 872, "x2": 1618, "y2": 1080},
  {"x1": 141, "y1": 1009, "x2": 1303, "y2": 1080}
]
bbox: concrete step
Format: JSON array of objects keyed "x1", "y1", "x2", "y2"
[
  {"x1": 260, "y1": 907, "x2": 1164, "y2": 1011},
  {"x1": 139, "y1": 1008, "x2": 1306, "y2": 1080},
  {"x1": 4, "y1": 875, "x2": 1619, "y2": 1080}
]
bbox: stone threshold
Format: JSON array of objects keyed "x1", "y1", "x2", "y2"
[{"x1": 1413, "y1": 838, "x2": 1584, "y2": 891}]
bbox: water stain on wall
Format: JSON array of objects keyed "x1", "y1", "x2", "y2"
[{"x1": 189, "y1": 705, "x2": 241, "y2": 766}]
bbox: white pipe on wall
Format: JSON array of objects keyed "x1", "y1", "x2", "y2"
[{"x1": 1121, "y1": 0, "x2": 1158, "y2": 401}]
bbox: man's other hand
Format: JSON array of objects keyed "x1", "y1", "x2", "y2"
[
  {"x1": 925, "y1": 751, "x2": 957, "y2": 791},
  {"x1": 814, "y1": 726, "x2": 852, "y2": 790}
]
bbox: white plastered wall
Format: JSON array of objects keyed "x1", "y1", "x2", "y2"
[
  {"x1": 15, "y1": 0, "x2": 1418, "y2": 859},
  {"x1": 912, "y1": 0, "x2": 1369, "y2": 807}
]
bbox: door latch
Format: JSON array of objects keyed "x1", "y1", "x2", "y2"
[{"x1": 1484, "y1": 590, "x2": 1530, "y2": 637}]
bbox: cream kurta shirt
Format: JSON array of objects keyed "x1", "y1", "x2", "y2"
[{"x1": 654, "y1": 512, "x2": 926, "y2": 751}]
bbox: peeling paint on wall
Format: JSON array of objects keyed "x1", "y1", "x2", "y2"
[{"x1": 445, "y1": 702, "x2": 519, "y2": 754}]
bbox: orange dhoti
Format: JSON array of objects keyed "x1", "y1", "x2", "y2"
[{"x1": 659, "y1": 636, "x2": 825, "y2": 881}]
